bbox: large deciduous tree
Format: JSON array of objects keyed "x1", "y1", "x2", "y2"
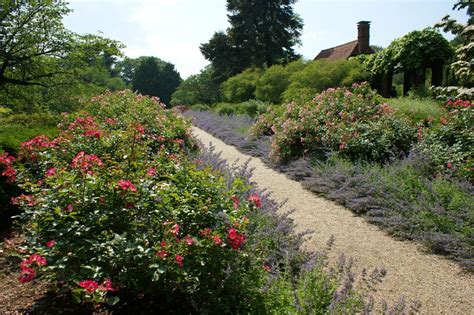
[
  {"x1": 200, "y1": 0, "x2": 303, "y2": 82},
  {"x1": 131, "y1": 57, "x2": 181, "y2": 106},
  {"x1": 0, "y1": 1, "x2": 125, "y2": 112},
  {"x1": 0, "y1": 0, "x2": 73, "y2": 87}
]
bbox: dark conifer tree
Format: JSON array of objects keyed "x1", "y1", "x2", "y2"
[{"x1": 201, "y1": 0, "x2": 303, "y2": 82}]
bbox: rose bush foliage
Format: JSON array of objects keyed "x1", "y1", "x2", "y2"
[
  {"x1": 417, "y1": 99, "x2": 473, "y2": 181},
  {"x1": 6, "y1": 90, "x2": 285, "y2": 311},
  {"x1": 252, "y1": 83, "x2": 416, "y2": 162}
]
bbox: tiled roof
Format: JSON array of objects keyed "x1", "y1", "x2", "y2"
[{"x1": 314, "y1": 40, "x2": 361, "y2": 61}]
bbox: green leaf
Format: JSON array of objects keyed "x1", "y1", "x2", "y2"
[{"x1": 106, "y1": 296, "x2": 120, "y2": 306}]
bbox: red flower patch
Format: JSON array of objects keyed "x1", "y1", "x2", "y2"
[
  {"x1": 117, "y1": 179, "x2": 137, "y2": 192},
  {"x1": 79, "y1": 280, "x2": 99, "y2": 293}
]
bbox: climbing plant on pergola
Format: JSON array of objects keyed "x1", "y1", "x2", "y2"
[{"x1": 364, "y1": 28, "x2": 454, "y2": 96}]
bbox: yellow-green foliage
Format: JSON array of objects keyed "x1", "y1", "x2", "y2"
[
  {"x1": 221, "y1": 68, "x2": 263, "y2": 103},
  {"x1": 255, "y1": 60, "x2": 306, "y2": 104},
  {"x1": 283, "y1": 59, "x2": 369, "y2": 102}
]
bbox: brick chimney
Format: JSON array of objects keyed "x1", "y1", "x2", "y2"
[{"x1": 357, "y1": 21, "x2": 371, "y2": 54}]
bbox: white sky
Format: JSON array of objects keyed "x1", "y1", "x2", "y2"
[{"x1": 63, "y1": 0, "x2": 468, "y2": 78}]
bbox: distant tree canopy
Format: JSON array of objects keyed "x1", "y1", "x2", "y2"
[
  {"x1": 170, "y1": 66, "x2": 221, "y2": 106},
  {"x1": 0, "y1": 0, "x2": 123, "y2": 88},
  {"x1": 0, "y1": 0, "x2": 125, "y2": 112},
  {"x1": 200, "y1": 0, "x2": 303, "y2": 82},
  {"x1": 129, "y1": 57, "x2": 181, "y2": 106}
]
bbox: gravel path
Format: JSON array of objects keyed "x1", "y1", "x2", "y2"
[{"x1": 193, "y1": 127, "x2": 474, "y2": 314}]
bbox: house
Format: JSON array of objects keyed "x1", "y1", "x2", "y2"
[{"x1": 314, "y1": 21, "x2": 374, "y2": 61}]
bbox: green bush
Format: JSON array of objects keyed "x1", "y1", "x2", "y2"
[
  {"x1": 221, "y1": 68, "x2": 263, "y2": 103},
  {"x1": 255, "y1": 60, "x2": 306, "y2": 104},
  {"x1": 9, "y1": 91, "x2": 273, "y2": 311},
  {"x1": 417, "y1": 100, "x2": 473, "y2": 181},
  {"x1": 283, "y1": 59, "x2": 369, "y2": 102},
  {"x1": 214, "y1": 100, "x2": 271, "y2": 118},
  {"x1": 254, "y1": 83, "x2": 416, "y2": 162}
]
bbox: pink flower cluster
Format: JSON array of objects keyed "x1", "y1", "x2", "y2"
[
  {"x1": 227, "y1": 228, "x2": 246, "y2": 250},
  {"x1": 446, "y1": 99, "x2": 472, "y2": 108},
  {"x1": 21, "y1": 135, "x2": 54, "y2": 151},
  {"x1": 79, "y1": 278, "x2": 117, "y2": 294},
  {"x1": 71, "y1": 151, "x2": 104, "y2": 174},
  {"x1": 117, "y1": 179, "x2": 137, "y2": 192},
  {"x1": 11, "y1": 194, "x2": 35, "y2": 207},
  {"x1": 0, "y1": 152, "x2": 16, "y2": 182},
  {"x1": 68, "y1": 116, "x2": 97, "y2": 131},
  {"x1": 248, "y1": 194, "x2": 262, "y2": 208},
  {"x1": 84, "y1": 129, "x2": 102, "y2": 139},
  {"x1": 18, "y1": 253, "x2": 47, "y2": 283}
]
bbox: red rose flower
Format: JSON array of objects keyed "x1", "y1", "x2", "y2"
[
  {"x1": 45, "y1": 240, "x2": 56, "y2": 248},
  {"x1": 175, "y1": 255, "x2": 184, "y2": 268},
  {"x1": 147, "y1": 168, "x2": 156, "y2": 176},
  {"x1": 184, "y1": 235, "x2": 194, "y2": 246},
  {"x1": 227, "y1": 228, "x2": 246, "y2": 250},
  {"x1": 213, "y1": 235, "x2": 222, "y2": 245},
  {"x1": 99, "y1": 279, "x2": 117, "y2": 292},
  {"x1": 84, "y1": 129, "x2": 101, "y2": 139},
  {"x1": 45, "y1": 168, "x2": 57, "y2": 177},
  {"x1": 117, "y1": 179, "x2": 137, "y2": 192},
  {"x1": 156, "y1": 250, "x2": 168, "y2": 259},
  {"x1": 79, "y1": 280, "x2": 99, "y2": 293},
  {"x1": 170, "y1": 223, "x2": 180, "y2": 237},
  {"x1": 248, "y1": 194, "x2": 262, "y2": 208},
  {"x1": 18, "y1": 267, "x2": 35, "y2": 283}
]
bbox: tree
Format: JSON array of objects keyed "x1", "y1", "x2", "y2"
[
  {"x1": 170, "y1": 66, "x2": 222, "y2": 106},
  {"x1": 0, "y1": 1, "x2": 125, "y2": 112},
  {"x1": 0, "y1": 0, "x2": 73, "y2": 87},
  {"x1": 200, "y1": 0, "x2": 303, "y2": 82},
  {"x1": 131, "y1": 57, "x2": 181, "y2": 106},
  {"x1": 433, "y1": 0, "x2": 473, "y2": 98}
]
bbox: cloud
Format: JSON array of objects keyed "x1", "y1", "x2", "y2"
[{"x1": 125, "y1": 0, "x2": 227, "y2": 77}]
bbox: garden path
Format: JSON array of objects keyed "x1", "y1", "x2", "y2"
[{"x1": 193, "y1": 127, "x2": 474, "y2": 315}]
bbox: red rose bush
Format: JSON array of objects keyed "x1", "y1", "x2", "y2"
[{"x1": 7, "y1": 91, "x2": 281, "y2": 311}]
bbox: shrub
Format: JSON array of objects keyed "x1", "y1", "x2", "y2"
[
  {"x1": 221, "y1": 68, "x2": 263, "y2": 103},
  {"x1": 8, "y1": 91, "x2": 273, "y2": 311},
  {"x1": 255, "y1": 65, "x2": 290, "y2": 104},
  {"x1": 256, "y1": 83, "x2": 416, "y2": 162},
  {"x1": 283, "y1": 59, "x2": 369, "y2": 102},
  {"x1": 4, "y1": 90, "x2": 387, "y2": 312},
  {"x1": 214, "y1": 100, "x2": 271, "y2": 118},
  {"x1": 417, "y1": 100, "x2": 473, "y2": 181}
]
